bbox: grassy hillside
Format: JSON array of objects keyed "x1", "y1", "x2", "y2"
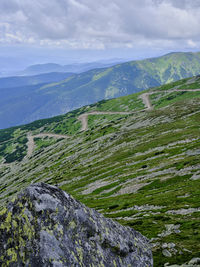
[
  {"x1": 0, "y1": 76, "x2": 200, "y2": 266},
  {"x1": 1, "y1": 51, "x2": 200, "y2": 129},
  {"x1": 139, "y1": 52, "x2": 200, "y2": 84}
]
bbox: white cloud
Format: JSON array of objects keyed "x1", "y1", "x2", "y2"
[{"x1": 0, "y1": 0, "x2": 200, "y2": 50}]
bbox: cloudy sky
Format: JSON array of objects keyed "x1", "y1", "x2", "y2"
[{"x1": 1, "y1": 0, "x2": 200, "y2": 68}]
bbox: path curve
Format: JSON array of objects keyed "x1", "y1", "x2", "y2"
[
  {"x1": 78, "y1": 105, "x2": 152, "y2": 131},
  {"x1": 26, "y1": 133, "x2": 69, "y2": 158},
  {"x1": 140, "y1": 93, "x2": 153, "y2": 110},
  {"x1": 78, "y1": 111, "x2": 132, "y2": 131},
  {"x1": 27, "y1": 135, "x2": 35, "y2": 158},
  {"x1": 78, "y1": 89, "x2": 200, "y2": 131},
  {"x1": 4, "y1": 88, "x2": 200, "y2": 161},
  {"x1": 140, "y1": 89, "x2": 200, "y2": 111}
]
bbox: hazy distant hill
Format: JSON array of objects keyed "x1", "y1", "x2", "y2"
[
  {"x1": 20, "y1": 60, "x2": 123, "y2": 76},
  {"x1": 1, "y1": 51, "x2": 200, "y2": 129},
  {"x1": 0, "y1": 72, "x2": 73, "y2": 89}
]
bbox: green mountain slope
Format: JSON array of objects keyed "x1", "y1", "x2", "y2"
[
  {"x1": 0, "y1": 75, "x2": 200, "y2": 266},
  {"x1": 137, "y1": 51, "x2": 200, "y2": 84},
  {"x1": 1, "y1": 51, "x2": 200, "y2": 130}
]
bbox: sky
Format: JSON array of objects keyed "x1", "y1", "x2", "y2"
[{"x1": 1, "y1": 0, "x2": 200, "y2": 71}]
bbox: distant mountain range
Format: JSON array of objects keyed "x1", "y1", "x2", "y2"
[
  {"x1": 0, "y1": 72, "x2": 73, "y2": 89},
  {"x1": 0, "y1": 59, "x2": 123, "y2": 77},
  {"x1": 0, "y1": 51, "x2": 200, "y2": 129},
  {"x1": 20, "y1": 60, "x2": 123, "y2": 76}
]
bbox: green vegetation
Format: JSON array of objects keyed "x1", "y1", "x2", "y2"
[
  {"x1": 87, "y1": 114, "x2": 128, "y2": 131},
  {"x1": 151, "y1": 91, "x2": 200, "y2": 109},
  {"x1": 1, "y1": 52, "x2": 200, "y2": 129},
  {"x1": 0, "y1": 129, "x2": 28, "y2": 163},
  {"x1": 89, "y1": 91, "x2": 144, "y2": 112},
  {"x1": 34, "y1": 137, "x2": 60, "y2": 151},
  {"x1": 0, "y1": 75, "x2": 200, "y2": 266},
  {"x1": 20, "y1": 108, "x2": 84, "y2": 134}
]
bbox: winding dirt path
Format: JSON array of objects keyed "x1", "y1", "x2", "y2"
[
  {"x1": 0, "y1": 88, "x2": 198, "y2": 162},
  {"x1": 78, "y1": 89, "x2": 200, "y2": 131},
  {"x1": 140, "y1": 89, "x2": 200, "y2": 111},
  {"x1": 26, "y1": 133, "x2": 69, "y2": 158},
  {"x1": 140, "y1": 93, "x2": 153, "y2": 110},
  {"x1": 78, "y1": 111, "x2": 132, "y2": 131},
  {"x1": 27, "y1": 135, "x2": 35, "y2": 158},
  {"x1": 15, "y1": 88, "x2": 200, "y2": 158},
  {"x1": 148, "y1": 89, "x2": 200, "y2": 95},
  {"x1": 165, "y1": 89, "x2": 200, "y2": 92}
]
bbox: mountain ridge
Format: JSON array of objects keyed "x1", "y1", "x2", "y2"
[
  {"x1": 19, "y1": 60, "x2": 124, "y2": 76},
  {"x1": 0, "y1": 72, "x2": 74, "y2": 89},
  {"x1": 1, "y1": 51, "x2": 200, "y2": 129}
]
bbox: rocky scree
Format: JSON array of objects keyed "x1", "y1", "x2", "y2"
[{"x1": 0, "y1": 183, "x2": 153, "y2": 267}]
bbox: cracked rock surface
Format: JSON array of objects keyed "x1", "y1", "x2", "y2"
[{"x1": 0, "y1": 183, "x2": 153, "y2": 267}]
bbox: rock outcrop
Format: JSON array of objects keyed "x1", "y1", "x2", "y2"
[{"x1": 0, "y1": 183, "x2": 153, "y2": 266}]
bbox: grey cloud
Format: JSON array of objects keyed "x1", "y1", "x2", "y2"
[
  {"x1": 0, "y1": 0, "x2": 200, "y2": 49},
  {"x1": 0, "y1": 0, "x2": 19, "y2": 14},
  {"x1": 165, "y1": 0, "x2": 200, "y2": 9},
  {"x1": 118, "y1": 0, "x2": 200, "y2": 40}
]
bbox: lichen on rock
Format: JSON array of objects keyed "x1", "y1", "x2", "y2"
[{"x1": 0, "y1": 183, "x2": 153, "y2": 266}]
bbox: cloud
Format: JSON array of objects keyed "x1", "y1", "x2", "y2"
[{"x1": 0, "y1": 0, "x2": 200, "y2": 50}]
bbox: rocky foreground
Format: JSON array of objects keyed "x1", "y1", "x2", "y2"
[{"x1": 0, "y1": 183, "x2": 153, "y2": 266}]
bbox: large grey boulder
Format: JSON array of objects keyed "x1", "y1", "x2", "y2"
[{"x1": 0, "y1": 183, "x2": 153, "y2": 266}]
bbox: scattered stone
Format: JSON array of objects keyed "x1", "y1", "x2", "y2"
[
  {"x1": 177, "y1": 193, "x2": 190, "y2": 199},
  {"x1": 133, "y1": 204, "x2": 165, "y2": 211},
  {"x1": 115, "y1": 182, "x2": 151, "y2": 195},
  {"x1": 168, "y1": 243, "x2": 176, "y2": 249},
  {"x1": 106, "y1": 204, "x2": 165, "y2": 215},
  {"x1": 186, "y1": 149, "x2": 200, "y2": 156},
  {"x1": 158, "y1": 224, "x2": 181, "y2": 237},
  {"x1": 183, "y1": 248, "x2": 192, "y2": 253},
  {"x1": 0, "y1": 183, "x2": 153, "y2": 266},
  {"x1": 162, "y1": 243, "x2": 169, "y2": 249},
  {"x1": 162, "y1": 249, "x2": 172, "y2": 257},
  {"x1": 166, "y1": 208, "x2": 200, "y2": 215},
  {"x1": 165, "y1": 257, "x2": 200, "y2": 266},
  {"x1": 81, "y1": 179, "x2": 111, "y2": 195},
  {"x1": 162, "y1": 243, "x2": 175, "y2": 249},
  {"x1": 188, "y1": 258, "x2": 200, "y2": 265},
  {"x1": 190, "y1": 172, "x2": 200, "y2": 181},
  {"x1": 151, "y1": 242, "x2": 160, "y2": 249}
]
